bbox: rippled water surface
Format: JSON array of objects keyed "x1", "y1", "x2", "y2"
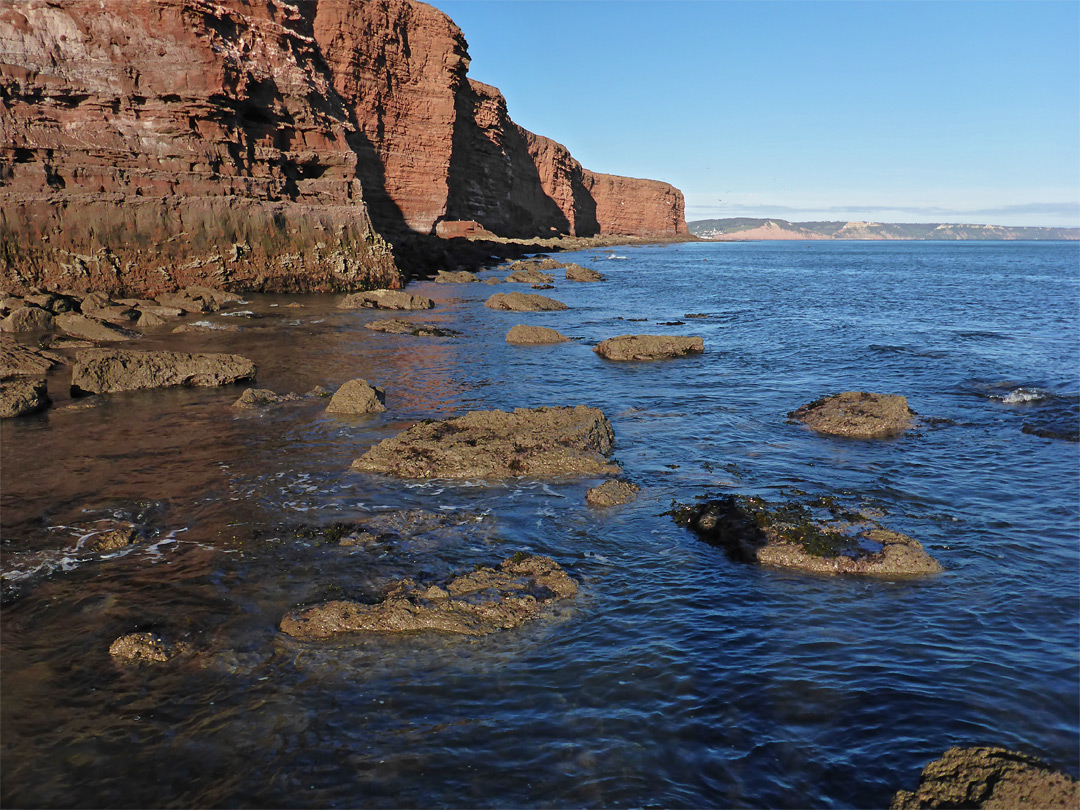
[{"x1": 2, "y1": 241, "x2": 1078, "y2": 808}]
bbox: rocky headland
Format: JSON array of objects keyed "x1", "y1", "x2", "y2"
[{"x1": 1, "y1": 0, "x2": 687, "y2": 297}]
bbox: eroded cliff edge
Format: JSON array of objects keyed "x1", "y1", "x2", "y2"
[{"x1": 0, "y1": 0, "x2": 687, "y2": 296}]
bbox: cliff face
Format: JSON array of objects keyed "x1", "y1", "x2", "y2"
[{"x1": 1, "y1": 0, "x2": 686, "y2": 295}]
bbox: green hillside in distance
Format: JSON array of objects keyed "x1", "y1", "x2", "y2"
[{"x1": 689, "y1": 218, "x2": 1079, "y2": 241}]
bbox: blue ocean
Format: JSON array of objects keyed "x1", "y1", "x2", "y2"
[{"x1": 2, "y1": 240, "x2": 1077, "y2": 807}]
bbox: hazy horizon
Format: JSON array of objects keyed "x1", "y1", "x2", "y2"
[{"x1": 431, "y1": 1, "x2": 1080, "y2": 230}]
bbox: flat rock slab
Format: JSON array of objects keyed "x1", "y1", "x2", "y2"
[
  {"x1": 365, "y1": 318, "x2": 457, "y2": 337},
  {"x1": 280, "y1": 554, "x2": 576, "y2": 641},
  {"x1": 353, "y1": 405, "x2": 618, "y2": 479},
  {"x1": 790, "y1": 391, "x2": 914, "y2": 438},
  {"x1": 594, "y1": 334, "x2": 704, "y2": 361},
  {"x1": 326, "y1": 378, "x2": 386, "y2": 414},
  {"x1": 71, "y1": 349, "x2": 257, "y2": 394},
  {"x1": 586, "y1": 479, "x2": 640, "y2": 506},
  {"x1": 484, "y1": 292, "x2": 567, "y2": 312},
  {"x1": 565, "y1": 263, "x2": 605, "y2": 282},
  {"x1": 1, "y1": 376, "x2": 50, "y2": 418},
  {"x1": 673, "y1": 494, "x2": 942, "y2": 577},
  {"x1": 433, "y1": 270, "x2": 479, "y2": 283},
  {"x1": 891, "y1": 746, "x2": 1080, "y2": 809},
  {"x1": 0, "y1": 342, "x2": 64, "y2": 377},
  {"x1": 505, "y1": 325, "x2": 569, "y2": 345},
  {"x1": 339, "y1": 289, "x2": 434, "y2": 310}
]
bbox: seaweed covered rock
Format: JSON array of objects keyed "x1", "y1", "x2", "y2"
[
  {"x1": 484, "y1": 292, "x2": 568, "y2": 312},
  {"x1": 352, "y1": 405, "x2": 617, "y2": 479},
  {"x1": 339, "y1": 290, "x2": 434, "y2": 311},
  {"x1": 672, "y1": 495, "x2": 942, "y2": 576},
  {"x1": 594, "y1": 334, "x2": 704, "y2": 361},
  {"x1": 326, "y1": 379, "x2": 387, "y2": 414},
  {"x1": 0, "y1": 376, "x2": 50, "y2": 418},
  {"x1": 506, "y1": 267, "x2": 555, "y2": 284},
  {"x1": 790, "y1": 391, "x2": 915, "y2": 438},
  {"x1": 364, "y1": 318, "x2": 457, "y2": 337},
  {"x1": 505, "y1": 325, "x2": 569, "y2": 345},
  {"x1": 890, "y1": 746, "x2": 1080, "y2": 809},
  {"x1": 586, "y1": 479, "x2": 640, "y2": 506},
  {"x1": 280, "y1": 554, "x2": 576, "y2": 641},
  {"x1": 70, "y1": 349, "x2": 256, "y2": 394}
]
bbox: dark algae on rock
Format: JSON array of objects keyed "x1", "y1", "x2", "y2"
[{"x1": 672, "y1": 494, "x2": 943, "y2": 576}]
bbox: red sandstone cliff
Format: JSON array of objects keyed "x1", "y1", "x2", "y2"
[{"x1": 1, "y1": 0, "x2": 686, "y2": 295}]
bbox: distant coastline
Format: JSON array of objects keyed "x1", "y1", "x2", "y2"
[{"x1": 689, "y1": 217, "x2": 1080, "y2": 241}]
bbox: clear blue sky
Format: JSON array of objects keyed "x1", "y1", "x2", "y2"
[{"x1": 430, "y1": 0, "x2": 1080, "y2": 227}]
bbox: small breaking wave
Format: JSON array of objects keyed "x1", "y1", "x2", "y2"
[{"x1": 999, "y1": 387, "x2": 1050, "y2": 405}]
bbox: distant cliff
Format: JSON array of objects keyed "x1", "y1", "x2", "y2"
[
  {"x1": 689, "y1": 218, "x2": 1079, "y2": 241},
  {"x1": 0, "y1": 0, "x2": 686, "y2": 295}
]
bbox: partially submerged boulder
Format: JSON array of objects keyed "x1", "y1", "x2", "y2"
[
  {"x1": 506, "y1": 267, "x2": 555, "y2": 284},
  {"x1": 790, "y1": 391, "x2": 915, "y2": 439},
  {"x1": 364, "y1": 318, "x2": 457, "y2": 337},
  {"x1": 891, "y1": 746, "x2": 1080, "y2": 809},
  {"x1": 326, "y1": 379, "x2": 386, "y2": 414},
  {"x1": 352, "y1": 405, "x2": 617, "y2": 479},
  {"x1": 279, "y1": 554, "x2": 576, "y2": 641},
  {"x1": 0, "y1": 306, "x2": 55, "y2": 333},
  {"x1": 339, "y1": 289, "x2": 434, "y2": 310},
  {"x1": 586, "y1": 479, "x2": 640, "y2": 506},
  {"x1": 55, "y1": 312, "x2": 138, "y2": 342},
  {"x1": 672, "y1": 495, "x2": 942, "y2": 577},
  {"x1": 565, "y1": 263, "x2": 605, "y2": 282},
  {"x1": 88, "y1": 525, "x2": 138, "y2": 552},
  {"x1": 505, "y1": 325, "x2": 569, "y2": 345},
  {"x1": 70, "y1": 349, "x2": 256, "y2": 394},
  {"x1": 485, "y1": 292, "x2": 568, "y2": 312},
  {"x1": 433, "y1": 270, "x2": 479, "y2": 284},
  {"x1": 232, "y1": 388, "x2": 301, "y2": 409},
  {"x1": 594, "y1": 334, "x2": 704, "y2": 361},
  {"x1": 0, "y1": 376, "x2": 50, "y2": 418},
  {"x1": 109, "y1": 632, "x2": 189, "y2": 663}
]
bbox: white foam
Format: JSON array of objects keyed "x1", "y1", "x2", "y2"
[{"x1": 1000, "y1": 387, "x2": 1048, "y2": 404}]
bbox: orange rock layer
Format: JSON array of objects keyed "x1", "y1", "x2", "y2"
[{"x1": 0, "y1": 0, "x2": 686, "y2": 295}]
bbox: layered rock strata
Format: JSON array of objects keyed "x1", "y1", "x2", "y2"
[{"x1": 1, "y1": 0, "x2": 686, "y2": 295}]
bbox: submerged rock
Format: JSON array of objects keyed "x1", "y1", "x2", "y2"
[
  {"x1": 672, "y1": 495, "x2": 942, "y2": 577},
  {"x1": 594, "y1": 334, "x2": 704, "y2": 361},
  {"x1": 0, "y1": 376, "x2": 50, "y2": 418},
  {"x1": 484, "y1": 292, "x2": 568, "y2": 312},
  {"x1": 352, "y1": 405, "x2": 618, "y2": 479},
  {"x1": 326, "y1": 379, "x2": 386, "y2": 414},
  {"x1": 505, "y1": 324, "x2": 569, "y2": 345},
  {"x1": 890, "y1": 746, "x2": 1080, "y2": 809},
  {"x1": 109, "y1": 632, "x2": 189, "y2": 663},
  {"x1": 564, "y1": 263, "x2": 605, "y2": 282},
  {"x1": 433, "y1": 270, "x2": 479, "y2": 284},
  {"x1": 279, "y1": 554, "x2": 576, "y2": 641},
  {"x1": 364, "y1": 318, "x2": 457, "y2": 337},
  {"x1": 790, "y1": 391, "x2": 915, "y2": 438},
  {"x1": 339, "y1": 289, "x2": 434, "y2": 310},
  {"x1": 586, "y1": 479, "x2": 640, "y2": 506},
  {"x1": 232, "y1": 388, "x2": 301, "y2": 409},
  {"x1": 87, "y1": 525, "x2": 138, "y2": 552},
  {"x1": 70, "y1": 349, "x2": 256, "y2": 394}
]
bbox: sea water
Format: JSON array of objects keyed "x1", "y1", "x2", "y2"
[{"x1": 2, "y1": 240, "x2": 1077, "y2": 808}]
